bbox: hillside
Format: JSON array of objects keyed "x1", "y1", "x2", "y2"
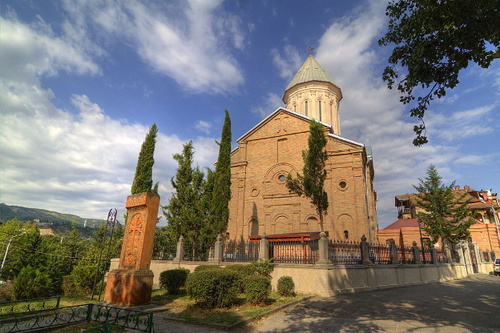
[{"x1": 0, "y1": 203, "x2": 106, "y2": 237}]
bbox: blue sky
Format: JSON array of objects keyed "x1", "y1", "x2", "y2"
[{"x1": 1, "y1": 0, "x2": 498, "y2": 229}]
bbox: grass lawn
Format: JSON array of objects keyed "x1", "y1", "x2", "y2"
[{"x1": 150, "y1": 288, "x2": 307, "y2": 326}]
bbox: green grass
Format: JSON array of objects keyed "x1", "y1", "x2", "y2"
[{"x1": 150, "y1": 288, "x2": 306, "y2": 326}]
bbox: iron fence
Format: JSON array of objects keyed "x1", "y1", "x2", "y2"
[
  {"x1": 183, "y1": 242, "x2": 210, "y2": 261},
  {"x1": 397, "y1": 246, "x2": 414, "y2": 264},
  {"x1": 0, "y1": 296, "x2": 61, "y2": 317},
  {"x1": 270, "y1": 239, "x2": 319, "y2": 264},
  {"x1": 367, "y1": 243, "x2": 391, "y2": 265},
  {"x1": 222, "y1": 240, "x2": 259, "y2": 262},
  {"x1": 328, "y1": 239, "x2": 362, "y2": 265},
  {"x1": 422, "y1": 247, "x2": 432, "y2": 263},
  {"x1": 0, "y1": 303, "x2": 153, "y2": 333}
]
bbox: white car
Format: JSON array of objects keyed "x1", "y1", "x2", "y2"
[{"x1": 494, "y1": 258, "x2": 500, "y2": 276}]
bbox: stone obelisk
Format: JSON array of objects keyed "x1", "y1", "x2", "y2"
[{"x1": 104, "y1": 192, "x2": 159, "y2": 306}]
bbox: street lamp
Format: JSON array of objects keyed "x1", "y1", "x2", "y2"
[{"x1": 0, "y1": 231, "x2": 26, "y2": 278}]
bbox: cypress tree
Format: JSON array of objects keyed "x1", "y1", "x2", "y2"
[
  {"x1": 414, "y1": 165, "x2": 474, "y2": 244},
  {"x1": 163, "y1": 142, "x2": 207, "y2": 259},
  {"x1": 210, "y1": 110, "x2": 232, "y2": 239},
  {"x1": 131, "y1": 124, "x2": 158, "y2": 194},
  {"x1": 286, "y1": 120, "x2": 329, "y2": 231}
]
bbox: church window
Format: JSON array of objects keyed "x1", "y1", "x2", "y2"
[
  {"x1": 318, "y1": 101, "x2": 322, "y2": 121},
  {"x1": 338, "y1": 180, "x2": 348, "y2": 191},
  {"x1": 305, "y1": 101, "x2": 308, "y2": 116},
  {"x1": 278, "y1": 174, "x2": 286, "y2": 183},
  {"x1": 344, "y1": 230, "x2": 349, "y2": 239}
]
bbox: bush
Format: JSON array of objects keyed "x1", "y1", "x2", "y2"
[
  {"x1": 0, "y1": 282, "x2": 14, "y2": 302},
  {"x1": 243, "y1": 275, "x2": 271, "y2": 305},
  {"x1": 186, "y1": 269, "x2": 240, "y2": 308},
  {"x1": 13, "y1": 266, "x2": 52, "y2": 300},
  {"x1": 62, "y1": 265, "x2": 97, "y2": 297},
  {"x1": 251, "y1": 259, "x2": 274, "y2": 278},
  {"x1": 277, "y1": 276, "x2": 295, "y2": 296},
  {"x1": 159, "y1": 268, "x2": 190, "y2": 294},
  {"x1": 225, "y1": 264, "x2": 257, "y2": 276},
  {"x1": 62, "y1": 275, "x2": 78, "y2": 296},
  {"x1": 193, "y1": 265, "x2": 223, "y2": 272}
]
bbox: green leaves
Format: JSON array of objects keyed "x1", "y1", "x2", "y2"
[
  {"x1": 131, "y1": 123, "x2": 158, "y2": 194},
  {"x1": 413, "y1": 165, "x2": 475, "y2": 244},
  {"x1": 286, "y1": 120, "x2": 328, "y2": 231},
  {"x1": 380, "y1": 0, "x2": 499, "y2": 145}
]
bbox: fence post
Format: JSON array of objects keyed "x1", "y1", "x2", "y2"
[
  {"x1": 173, "y1": 235, "x2": 184, "y2": 263},
  {"x1": 412, "y1": 241, "x2": 422, "y2": 264},
  {"x1": 259, "y1": 234, "x2": 269, "y2": 261},
  {"x1": 315, "y1": 232, "x2": 332, "y2": 268},
  {"x1": 210, "y1": 234, "x2": 223, "y2": 263},
  {"x1": 430, "y1": 243, "x2": 438, "y2": 264},
  {"x1": 389, "y1": 239, "x2": 400, "y2": 264},
  {"x1": 360, "y1": 235, "x2": 373, "y2": 265}
]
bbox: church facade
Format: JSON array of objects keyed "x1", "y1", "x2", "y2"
[{"x1": 226, "y1": 55, "x2": 378, "y2": 243}]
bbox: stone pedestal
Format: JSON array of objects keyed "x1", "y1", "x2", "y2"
[
  {"x1": 104, "y1": 269, "x2": 154, "y2": 306},
  {"x1": 104, "y1": 192, "x2": 159, "y2": 306}
]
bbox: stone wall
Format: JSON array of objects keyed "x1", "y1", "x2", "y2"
[{"x1": 108, "y1": 259, "x2": 491, "y2": 297}]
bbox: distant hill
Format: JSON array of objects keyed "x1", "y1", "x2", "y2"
[{"x1": 0, "y1": 203, "x2": 107, "y2": 237}]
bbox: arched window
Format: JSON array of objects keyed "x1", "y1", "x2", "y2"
[
  {"x1": 305, "y1": 100, "x2": 308, "y2": 116},
  {"x1": 344, "y1": 230, "x2": 349, "y2": 240},
  {"x1": 318, "y1": 101, "x2": 322, "y2": 121}
]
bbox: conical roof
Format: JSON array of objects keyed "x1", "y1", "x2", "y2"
[{"x1": 285, "y1": 55, "x2": 338, "y2": 91}]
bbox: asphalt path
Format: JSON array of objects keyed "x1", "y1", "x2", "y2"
[{"x1": 246, "y1": 273, "x2": 500, "y2": 332}]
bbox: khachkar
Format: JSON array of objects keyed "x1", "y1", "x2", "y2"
[{"x1": 104, "y1": 192, "x2": 160, "y2": 306}]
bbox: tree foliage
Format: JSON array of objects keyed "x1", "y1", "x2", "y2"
[
  {"x1": 209, "y1": 110, "x2": 232, "y2": 240},
  {"x1": 163, "y1": 142, "x2": 208, "y2": 259},
  {"x1": 286, "y1": 120, "x2": 329, "y2": 231},
  {"x1": 413, "y1": 165, "x2": 475, "y2": 244},
  {"x1": 379, "y1": 0, "x2": 499, "y2": 146},
  {"x1": 131, "y1": 123, "x2": 158, "y2": 194}
]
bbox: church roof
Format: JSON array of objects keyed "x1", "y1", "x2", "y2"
[
  {"x1": 236, "y1": 107, "x2": 363, "y2": 148},
  {"x1": 285, "y1": 55, "x2": 339, "y2": 91}
]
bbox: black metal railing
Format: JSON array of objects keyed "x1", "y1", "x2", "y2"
[
  {"x1": 397, "y1": 246, "x2": 414, "y2": 264},
  {"x1": 0, "y1": 296, "x2": 61, "y2": 316},
  {"x1": 222, "y1": 240, "x2": 259, "y2": 262},
  {"x1": 270, "y1": 239, "x2": 319, "y2": 264},
  {"x1": 0, "y1": 303, "x2": 153, "y2": 333},
  {"x1": 368, "y1": 243, "x2": 391, "y2": 265},
  {"x1": 328, "y1": 240, "x2": 362, "y2": 265}
]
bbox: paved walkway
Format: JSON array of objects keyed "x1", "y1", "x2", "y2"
[{"x1": 152, "y1": 274, "x2": 500, "y2": 333}]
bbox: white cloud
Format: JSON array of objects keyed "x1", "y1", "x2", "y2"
[
  {"x1": 60, "y1": 0, "x2": 245, "y2": 95},
  {"x1": 195, "y1": 120, "x2": 212, "y2": 135},
  {"x1": 271, "y1": 44, "x2": 302, "y2": 80},
  {"x1": 251, "y1": 93, "x2": 284, "y2": 118}
]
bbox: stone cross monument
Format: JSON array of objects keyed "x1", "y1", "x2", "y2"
[{"x1": 104, "y1": 192, "x2": 159, "y2": 306}]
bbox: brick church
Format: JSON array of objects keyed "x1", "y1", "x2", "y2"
[{"x1": 226, "y1": 55, "x2": 378, "y2": 243}]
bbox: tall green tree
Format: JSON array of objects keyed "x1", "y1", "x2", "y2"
[
  {"x1": 379, "y1": 0, "x2": 499, "y2": 146},
  {"x1": 131, "y1": 123, "x2": 158, "y2": 194},
  {"x1": 414, "y1": 165, "x2": 475, "y2": 244},
  {"x1": 209, "y1": 110, "x2": 232, "y2": 239},
  {"x1": 286, "y1": 120, "x2": 329, "y2": 231},
  {"x1": 163, "y1": 141, "x2": 207, "y2": 258}
]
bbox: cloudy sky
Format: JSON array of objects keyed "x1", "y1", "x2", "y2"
[{"x1": 1, "y1": 0, "x2": 498, "y2": 229}]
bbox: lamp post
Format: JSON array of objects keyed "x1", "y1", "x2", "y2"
[{"x1": 0, "y1": 231, "x2": 26, "y2": 278}]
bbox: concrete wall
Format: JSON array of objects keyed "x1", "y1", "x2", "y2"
[{"x1": 109, "y1": 259, "x2": 492, "y2": 296}]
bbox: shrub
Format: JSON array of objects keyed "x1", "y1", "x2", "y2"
[
  {"x1": 62, "y1": 265, "x2": 97, "y2": 297},
  {"x1": 277, "y1": 276, "x2": 295, "y2": 296},
  {"x1": 193, "y1": 265, "x2": 222, "y2": 272},
  {"x1": 251, "y1": 259, "x2": 274, "y2": 278},
  {"x1": 243, "y1": 275, "x2": 271, "y2": 305},
  {"x1": 186, "y1": 269, "x2": 240, "y2": 308},
  {"x1": 0, "y1": 282, "x2": 14, "y2": 302},
  {"x1": 62, "y1": 275, "x2": 78, "y2": 296},
  {"x1": 225, "y1": 264, "x2": 257, "y2": 276},
  {"x1": 13, "y1": 266, "x2": 52, "y2": 300},
  {"x1": 159, "y1": 268, "x2": 190, "y2": 294}
]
